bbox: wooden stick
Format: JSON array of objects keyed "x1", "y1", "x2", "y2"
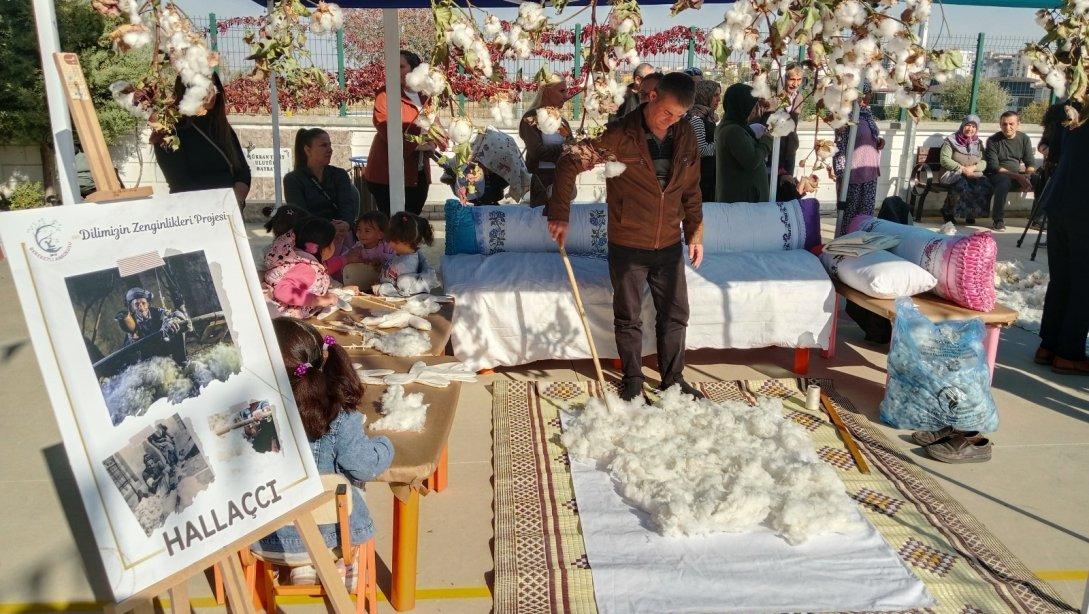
[
  {"x1": 558, "y1": 246, "x2": 612, "y2": 407},
  {"x1": 356, "y1": 293, "x2": 401, "y2": 310},
  {"x1": 820, "y1": 392, "x2": 870, "y2": 474}
]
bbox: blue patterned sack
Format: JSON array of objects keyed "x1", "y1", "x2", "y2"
[{"x1": 879, "y1": 297, "x2": 999, "y2": 433}]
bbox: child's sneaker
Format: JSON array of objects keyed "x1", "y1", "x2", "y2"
[{"x1": 288, "y1": 565, "x2": 318, "y2": 585}]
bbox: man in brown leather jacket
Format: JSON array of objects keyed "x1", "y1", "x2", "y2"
[{"x1": 547, "y1": 72, "x2": 705, "y2": 402}]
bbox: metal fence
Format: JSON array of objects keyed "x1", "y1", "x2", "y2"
[{"x1": 192, "y1": 14, "x2": 1050, "y2": 123}]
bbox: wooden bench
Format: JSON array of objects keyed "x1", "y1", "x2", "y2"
[
  {"x1": 825, "y1": 283, "x2": 1018, "y2": 382},
  {"x1": 907, "y1": 146, "x2": 950, "y2": 222}
]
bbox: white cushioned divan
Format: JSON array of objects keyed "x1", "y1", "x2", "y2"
[{"x1": 442, "y1": 250, "x2": 834, "y2": 370}]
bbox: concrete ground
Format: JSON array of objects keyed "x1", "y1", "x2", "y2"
[{"x1": 0, "y1": 215, "x2": 1086, "y2": 613}]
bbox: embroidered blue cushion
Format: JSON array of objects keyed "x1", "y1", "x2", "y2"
[{"x1": 444, "y1": 199, "x2": 481, "y2": 255}]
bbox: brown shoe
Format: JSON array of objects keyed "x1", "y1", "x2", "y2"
[
  {"x1": 1051, "y1": 357, "x2": 1089, "y2": 375},
  {"x1": 911, "y1": 426, "x2": 980, "y2": 447},
  {"x1": 1034, "y1": 347, "x2": 1055, "y2": 365},
  {"x1": 926, "y1": 434, "x2": 992, "y2": 464}
]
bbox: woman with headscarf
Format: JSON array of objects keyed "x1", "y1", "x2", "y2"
[
  {"x1": 715, "y1": 83, "x2": 773, "y2": 203},
  {"x1": 520, "y1": 79, "x2": 574, "y2": 206},
  {"x1": 154, "y1": 73, "x2": 251, "y2": 210},
  {"x1": 365, "y1": 50, "x2": 446, "y2": 216},
  {"x1": 442, "y1": 127, "x2": 532, "y2": 204},
  {"x1": 939, "y1": 115, "x2": 992, "y2": 225},
  {"x1": 687, "y1": 80, "x2": 722, "y2": 201},
  {"x1": 833, "y1": 85, "x2": 885, "y2": 235}
]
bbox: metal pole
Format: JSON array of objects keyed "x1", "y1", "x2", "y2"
[
  {"x1": 457, "y1": 65, "x2": 466, "y2": 115},
  {"x1": 796, "y1": 45, "x2": 806, "y2": 64},
  {"x1": 687, "y1": 27, "x2": 696, "y2": 69},
  {"x1": 768, "y1": 136, "x2": 781, "y2": 203},
  {"x1": 968, "y1": 33, "x2": 985, "y2": 117},
  {"x1": 31, "y1": 0, "x2": 79, "y2": 205},
  {"x1": 572, "y1": 24, "x2": 582, "y2": 121},
  {"x1": 383, "y1": 9, "x2": 406, "y2": 214},
  {"x1": 209, "y1": 12, "x2": 218, "y2": 74},
  {"x1": 336, "y1": 26, "x2": 347, "y2": 117},
  {"x1": 898, "y1": 19, "x2": 929, "y2": 198},
  {"x1": 836, "y1": 102, "x2": 862, "y2": 236},
  {"x1": 268, "y1": 0, "x2": 283, "y2": 208}
]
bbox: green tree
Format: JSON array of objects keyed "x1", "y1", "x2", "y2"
[
  {"x1": 936, "y1": 77, "x2": 1012, "y2": 123},
  {"x1": 0, "y1": 1, "x2": 148, "y2": 198},
  {"x1": 1019, "y1": 100, "x2": 1048, "y2": 125}
]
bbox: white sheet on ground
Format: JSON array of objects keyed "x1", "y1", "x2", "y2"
[
  {"x1": 562, "y1": 420, "x2": 933, "y2": 614},
  {"x1": 442, "y1": 250, "x2": 834, "y2": 370}
]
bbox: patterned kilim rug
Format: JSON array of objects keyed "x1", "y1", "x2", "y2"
[{"x1": 492, "y1": 378, "x2": 1077, "y2": 614}]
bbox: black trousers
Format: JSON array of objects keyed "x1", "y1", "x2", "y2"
[
  {"x1": 607, "y1": 241, "x2": 689, "y2": 385},
  {"x1": 987, "y1": 173, "x2": 1033, "y2": 222},
  {"x1": 367, "y1": 166, "x2": 430, "y2": 217},
  {"x1": 1039, "y1": 211, "x2": 1089, "y2": 361}
]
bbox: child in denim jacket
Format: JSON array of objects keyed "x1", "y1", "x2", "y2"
[{"x1": 253, "y1": 318, "x2": 393, "y2": 584}]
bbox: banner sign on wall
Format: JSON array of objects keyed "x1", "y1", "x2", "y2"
[
  {"x1": 243, "y1": 147, "x2": 292, "y2": 178},
  {"x1": 0, "y1": 189, "x2": 323, "y2": 601}
]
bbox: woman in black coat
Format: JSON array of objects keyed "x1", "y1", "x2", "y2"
[
  {"x1": 154, "y1": 73, "x2": 251, "y2": 209},
  {"x1": 1035, "y1": 106, "x2": 1089, "y2": 375}
]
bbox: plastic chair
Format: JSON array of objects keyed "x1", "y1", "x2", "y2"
[{"x1": 247, "y1": 475, "x2": 378, "y2": 614}]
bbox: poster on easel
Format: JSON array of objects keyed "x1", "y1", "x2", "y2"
[{"x1": 0, "y1": 188, "x2": 323, "y2": 602}]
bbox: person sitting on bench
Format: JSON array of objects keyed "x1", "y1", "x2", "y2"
[
  {"x1": 984, "y1": 110, "x2": 1036, "y2": 231},
  {"x1": 939, "y1": 115, "x2": 992, "y2": 226}
]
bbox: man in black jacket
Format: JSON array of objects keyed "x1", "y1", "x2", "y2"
[{"x1": 611, "y1": 63, "x2": 655, "y2": 122}]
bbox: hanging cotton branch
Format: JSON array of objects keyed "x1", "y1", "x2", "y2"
[
  {"x1": 1023, "y1": 3, "x2": 1089, "y2": 128},
  {"x1": 95, "y1": 0, "x2": 342, "y2": 148},
  {"x1": 704, "y1": 0, "x2": 962, "y2": 128}
]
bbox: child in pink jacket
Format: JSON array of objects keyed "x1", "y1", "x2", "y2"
[{"x1": 263, "y1": 218, "x2": 347, "y2": 319}]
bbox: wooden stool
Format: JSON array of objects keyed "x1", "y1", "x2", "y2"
[{"x1": 241, "y1": 477, "x2": 379, "y2": 614}]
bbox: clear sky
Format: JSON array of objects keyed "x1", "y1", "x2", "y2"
[{"x1": 178, "y1": 0, "x2": 1044, "y2": 45}]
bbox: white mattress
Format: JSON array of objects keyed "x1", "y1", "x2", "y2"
[{"x1": 442, "y1": 250, "x2": 834, "y2": 370}]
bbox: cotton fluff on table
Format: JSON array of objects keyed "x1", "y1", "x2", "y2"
[{"x1": 561, "y1": 388, "x2": 932, "y2": 613}]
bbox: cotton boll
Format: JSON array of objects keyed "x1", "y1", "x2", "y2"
[
  {"x1": 767, "y1": 109, "x2": 796, "y2": 138},
  {"x1": 448, "y1": 21, "x2": 475, "y2": 50},
  {"x1": 1045, "y1": 71, "x2": 1067, "y2": 97},
  {"x1": 603, "y1": 160, "x2": 627, "y2": 178},
  {"x1": 876, "y1": 16, "x2": 901, "y2": 40},
  {"x1": 483, "y1": 14, "x2": 503, "y2": 38},
  {"x1": 709, "y1": 26, "x2": 727, "y2": 41},
  {"x1": 835, "y1": 1, "x2": 866, "y2": 27},
  {"x1": 445, "y1": 117, "x2": 474, "y2": 146},
  {"x1": 371, "y1": 385, "x2": 428, "y2": 432},
  {"x1": 751, "y1": 73, "x2": 772, "y2": 100}
]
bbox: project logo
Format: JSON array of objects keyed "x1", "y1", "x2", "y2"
[{"x1": 28, "y1": 218, "x2": 72, "y2": 261}]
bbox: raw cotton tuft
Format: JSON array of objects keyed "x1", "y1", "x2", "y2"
[
  {"x1": 561, "y1": 386, "x2": 866, "y2": 544},
  {"x1": 371, "y1": 385, "x2": 428, "y2": 431}
]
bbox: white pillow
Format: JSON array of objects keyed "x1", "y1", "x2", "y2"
[{"x1": 820, "y1": 249, "x2": 937, "y2": 299}]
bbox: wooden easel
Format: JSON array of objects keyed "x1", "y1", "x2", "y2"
[
  {"x1": 103, "y1": 491, "x2": 356, "y2": 614},
  {"x1": 52, "y1": 52, "x2": 153, "y2": 203}
]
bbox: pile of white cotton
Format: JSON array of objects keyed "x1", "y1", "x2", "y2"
[
  {"x1": 561, "y1": 387, "x2": 865, "y2": 545},
  {"x1": 994, "y1": 260, "x2": 1048, "y2": 331},
  {"x1": 362, "y1": 329, "x2": 432, "y2": 357},
  {"x1": 371, "y1": 385, "x2": 428, "y2": 432}
]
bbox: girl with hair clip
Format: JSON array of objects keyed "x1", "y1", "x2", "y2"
[
  {"x1": 379, "y1": 211, "x2": 435, "y2": 289},
  {"x1": 253, "y1": 318, "x2": 393, "y2": 586},
  {"x1": 261, "y1": 204, "x2": 312, "y2": 273},
  {"x1": 263, "y1": 218, "x2": 356, "y2": 318}
]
